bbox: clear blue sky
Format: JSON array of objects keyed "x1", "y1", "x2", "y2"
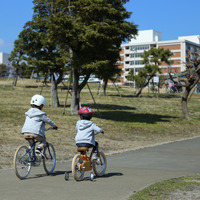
[{"x1": 0, "y1": 0, "x2": 199, "y2": 54}]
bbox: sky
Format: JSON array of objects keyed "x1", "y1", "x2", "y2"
[{"x1": 0, "y1": 0, "x2": 200, "y2": 54}]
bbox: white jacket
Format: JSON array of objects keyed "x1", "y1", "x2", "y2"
[
  {"x1": 75, "y1": 120, "x2": 103, "y2": 146},
  {"x1": 22, "y1": 108, "x2": 56, "y2": 138}
]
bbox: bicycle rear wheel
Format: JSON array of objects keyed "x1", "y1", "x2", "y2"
[
  {"x1": 13, "y1": 145, "x2": 31, "y2": 180},
  {"x1": 93, "y1": 152, "x2": 107, "y2": 177},
  {"x1": 72, "y1": 154, "x2": 85, "y2": 181},
  {"x1": 43, "y1": 143, "x2": 56, "y2": 175}
]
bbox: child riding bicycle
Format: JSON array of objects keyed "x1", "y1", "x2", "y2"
[
  {"x1": 75, "y1": 106, "x2": 104, "y2": 159},
  {"x1": 22, "y1": 94, "x2": 58, "y2": 156}
]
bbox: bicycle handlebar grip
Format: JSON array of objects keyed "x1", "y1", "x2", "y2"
[{"x1": 52, "y1": 126, "x2": 58, "y2": 130}]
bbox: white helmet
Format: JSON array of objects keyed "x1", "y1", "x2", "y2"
[{"x1": 30, "y1": 95, "x2": 47, "y2": 106}]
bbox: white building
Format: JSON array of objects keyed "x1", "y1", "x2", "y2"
[
  {"x1": 130, "y1": 29, "x2": 162, "y2": 43},
  {"x1": 0, "y1": 52, "x2": 13, "y2": 76},
  {"x1": 120, "y1": 30, "x2": 200, "y2": 83}
]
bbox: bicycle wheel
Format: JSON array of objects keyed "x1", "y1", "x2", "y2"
[
  {"x1": 43, "y1": 143, "x2": 56, "y2": 175},
  {"x1": 71, "y1": 154, "x2": 85, "y2": 181},
  {"x1": 93, "y1": 152, "x2": 107, "y2": 177},
  {"x1": 13, "y1": 145, "x2": 31, "y2": 180}
]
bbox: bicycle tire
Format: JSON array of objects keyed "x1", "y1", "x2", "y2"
[
  {"x1": 93, "y1": 152, "x2": 107, "y2": 177},
  {"x1": 13, "y1": 145, "x2": 31, "y2": 180},
  {"x1": 43, "y1": 143, "x2": 56, "y2": 175},
  {"x1": 71, "y1": 154, "x2": 85, "y2": 181}
]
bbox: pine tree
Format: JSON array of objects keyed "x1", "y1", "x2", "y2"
[{"x1": 48, "y1": 0, "x2": 138, "y2": 113}]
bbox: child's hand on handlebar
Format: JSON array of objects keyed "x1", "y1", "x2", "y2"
[{"x1": 52, "y1": 126, "x2": 58, "y2": 130}]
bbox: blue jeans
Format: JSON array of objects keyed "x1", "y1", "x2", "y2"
[{"x1": 76, "y1": 141, "x2": 99, "y2": 152}]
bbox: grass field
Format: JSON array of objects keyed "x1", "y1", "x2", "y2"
[
  {"x1": 129, "y1": 174, "x2": 200, "y2": 200},
  {"x1": 1, "y1": 78, "x2": 200, "y2": 168}
]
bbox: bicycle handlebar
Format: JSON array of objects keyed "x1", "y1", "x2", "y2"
[
  {"x1": 94, "y1": 132, "x2": 105, "y2": 136},
  {"x1": 44, "y1": 127, "x2": 58, "y2": 131}
]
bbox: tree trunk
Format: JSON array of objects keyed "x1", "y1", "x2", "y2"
[
  {"x1": 136, "y1": 87, "x2": 143, "y2": 97},
  {"x1": 13, "y1": 75, "x2": 18, "y2": 86},
  {"x1": 13, "y1": 68, "x2": 19, "y2": 86},
  {"x1": 71, "y1": 68, "x2": 80, "y2": 114},
  {"x1": 181, "y1": 87, "x2": 191, "y2": 119},
  {"x1": 103, "y1": 79, "x2": 108, "y2": 96},
  {"x1": 136, "y1": 78, "x2": 151, "y2": 97},
  {"x1": 51, "y1": 74, "x2": 60, "y2": 107}
]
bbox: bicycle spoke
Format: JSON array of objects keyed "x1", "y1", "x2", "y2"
[
  {"x1": 13, "y1": 146, "x2": 32, "y2": 180},
  {"x1": 93, "y1": 152, "x2": 107, "y2": 177},
  {"x1": 72, "y1": 154, "x2": 85, "y2": 181},
  {"x1": 43, "y1": 143, "x2": 56, "y2": 175}
]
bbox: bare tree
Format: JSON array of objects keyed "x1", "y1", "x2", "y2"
[{"x1": 169, "y1": 50, "x2": 200, "y2": 119}]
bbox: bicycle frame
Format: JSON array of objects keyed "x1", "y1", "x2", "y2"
[
  {"x1": 23, "y1": 138, "x2": 38, "y2": 164},
  {"x1": 79, "y1": 150, "x2": 93, "y2": 172},
  {"x1": 24, "y1": 129, "x2": 53, "y2": 159},
  {"x1": 78, "y1": 149, "x2": 103, "y2": 172},
  {"x1": 24, "y1": 138, "x2": 52, "y2": 164}
]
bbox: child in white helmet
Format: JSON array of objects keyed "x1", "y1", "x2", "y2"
[{"x1": 22, "y1": 94, "x2": 58, "y2": 155}]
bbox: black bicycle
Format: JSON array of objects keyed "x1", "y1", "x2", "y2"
[{"x1": 13, "y1": 127, "x2": 56, "y2": 180}]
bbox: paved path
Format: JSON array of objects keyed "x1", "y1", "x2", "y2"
[{"x1": 1, "y1": 137, "x2": 200, "y2": 200}]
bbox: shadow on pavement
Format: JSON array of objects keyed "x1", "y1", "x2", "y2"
[{"x1": 99, "y1": 172, "x2": 123, "y2": 179}]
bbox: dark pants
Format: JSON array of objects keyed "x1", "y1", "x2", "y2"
[{"x1": 76, "y1": 141, "x2": 99, "y2": 152}]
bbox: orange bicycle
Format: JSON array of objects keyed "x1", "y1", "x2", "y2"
[{"x1": 66, "y1": 135, "x2": 107, "y2": 181}]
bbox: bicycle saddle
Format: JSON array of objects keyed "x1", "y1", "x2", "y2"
[{"x1": 77, "y1": 147, "x2": 89, "y2": 152}]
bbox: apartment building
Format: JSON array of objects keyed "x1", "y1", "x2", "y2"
[{"x1": 120, "y1": 30, "x2": 200, "y2": 84}]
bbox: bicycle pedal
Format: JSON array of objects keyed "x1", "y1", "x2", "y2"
[
  {"x1": 41, "y1": 153, "x2": 45, "y2": 158},
  {"x1": 36, "y1": 153, "x2": 44, "y2": 159},
  {"x1": 93, "y1": 157, "x2": 100, "y2": 161}
]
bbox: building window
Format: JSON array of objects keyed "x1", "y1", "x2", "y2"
[
  {"x1": 191, "y1": 53, "x2": 195, "y2": 60},
  {"x1": 130, "y1": 53, "x2": 144, "y2": 58},
  {"x1": 135, "y1": 67, "x2": 144, "y2": 72},
  {"x1": 186, "y1": 45, "x2": 191, "y2": 51},
  {"x1": 130, "y1": 60, "x2": 142, "y2": 65},
  {"x1": 130, "y1": 45, "x2": 149, "y2": 51},
  {"x1": 128, "y1": 68, "x2": 144, "y2": 73},
  {"x1": 135, "y1": 60, "x2": 141, "y2": 65}
]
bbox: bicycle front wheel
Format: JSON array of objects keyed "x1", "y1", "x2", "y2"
[
  {"x1": 72, "y1": 154, "x2": 85, "y2": 181},
  {"x1": 43, "y1": 143, "x2": 56, "y2": 175},
  {"x1": 93, "y1": 152, "x2": 107, "y2": 177},
  {"x1": 13, "y1": 145, "x2": 31, "y2": 180}
]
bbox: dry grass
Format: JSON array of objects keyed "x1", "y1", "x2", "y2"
[{"x1": 1, "y1": 78, "x2": 200, "y2": 168}]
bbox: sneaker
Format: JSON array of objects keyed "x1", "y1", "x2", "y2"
[
  {"x1": 92, "y1": 153, "x2": 99, "y2": 160},
  {"x1": 35, "y1": 147, "x2": 42, "y2": 156}
]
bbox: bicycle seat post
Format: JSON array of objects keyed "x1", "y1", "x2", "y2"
[
  {"x1": 89, "y1": 149, "x2": 95, "y2": 161},
  {"x1": 25, "y1": 136, "x2": 38, "y2": 157},
  {"x1": 25, "y1": 135, "x2": 34, "y2": 145}
]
